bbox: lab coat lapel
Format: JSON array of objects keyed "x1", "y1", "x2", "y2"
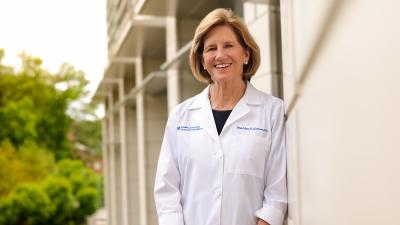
[
  {"x1": 223, "y1": 96, "x2": 250, "y2": 131},
  {"x1": 188, "y1": 86, "x2": 220, "y2": 145},
  {"x1": 223, "y1": 82, "x2": 258, "y2": 131}
]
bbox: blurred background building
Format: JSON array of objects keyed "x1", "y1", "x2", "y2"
[{"x1": 92, "y1": 0, "x2": 400, "y2": 225}]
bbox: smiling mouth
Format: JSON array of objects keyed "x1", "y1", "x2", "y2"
[{"x1": 214, "y1": 63, "x2": 231, "y2": 69}]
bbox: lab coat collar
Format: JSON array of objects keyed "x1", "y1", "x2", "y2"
[
  {"x1": 188, "y1": 81, "x2": 262, "y2": 110},
  {"x1": 187, "y1": 81, "x2": 263, "y2": 143}
]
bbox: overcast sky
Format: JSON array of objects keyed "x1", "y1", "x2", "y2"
[{"x1": 0, "y1": 0, "x2": 108, "y2": 98}]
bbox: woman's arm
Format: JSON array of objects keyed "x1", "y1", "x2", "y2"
[
  {"x1": 255, "y1": 100, "x2": 288, "y2": 225},
  {"x1": 154, "y1": 110, "x2": 184, "y2": 225}
]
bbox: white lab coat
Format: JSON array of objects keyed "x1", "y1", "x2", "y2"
[{"x1": 154, "y1": 82, "x2": 287, "y2": 225}]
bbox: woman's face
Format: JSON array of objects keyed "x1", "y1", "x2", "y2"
[{"x1": 202, "y1": 25, "x2": 250, "y2": 83}]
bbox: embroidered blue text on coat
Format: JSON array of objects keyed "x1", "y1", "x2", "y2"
[
  {"x1": 236, "y1": 126, "x2": 269, "y2": 133},
  {"x1": 177, "y1": 125, "x2": 203, "y2": 131}
]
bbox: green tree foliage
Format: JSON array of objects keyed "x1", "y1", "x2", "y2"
[
  {"x1": 0, "y1": 49, "x2": 14, "y2": 75},
  {"x1": 0, "y1": 49, "x2": 103, "y2": 224},
  {"x1": 0, "y1": 140, "x2": 55, "y2": 197},
  {"x1": 0, "y1": 50, "x2": 88, "y2": 160},
  {"x1": 19, "y1": 140, "x2": 56, "y2": 180},
  {"x1": 0, "y1": 140, "x2": 25, "y2": 198},
  {"x1": 71, "y1": 119, "x2": 102, "y2": 156},
  {"x1": 0, "y1": 97, "x2": 38, "y2": 145}
]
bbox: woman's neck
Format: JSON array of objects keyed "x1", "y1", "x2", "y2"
[{"x1": 209, "y1": 80, "x2": 246, "y2": 110}]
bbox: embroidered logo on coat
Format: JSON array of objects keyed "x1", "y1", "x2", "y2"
[{"x1": 177, "y1": 125, "x2": 203, "y2": 131}]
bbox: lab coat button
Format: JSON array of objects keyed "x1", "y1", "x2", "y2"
[
  {"x1": 214, "y1": 151, "x2": 222, "y2": 158},
  {"x1": 213, "y1": 188, "x2": 221, "y2": 199}
]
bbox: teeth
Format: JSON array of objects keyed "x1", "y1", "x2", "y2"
[{"x1": 215, "y1": 64, "x2": 230, "y2": 68}]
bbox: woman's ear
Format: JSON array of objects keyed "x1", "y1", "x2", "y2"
[{"x1": 244, "y1": 48, "x2": 250, "y2": 64}]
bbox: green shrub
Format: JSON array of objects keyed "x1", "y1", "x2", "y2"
[
  {"x1": 0, "y1": 184, "x2": 52, "y2": 225},
  {"x1": 42, "y1": 177, "x2": 77, "y2": 225},
  {"x1": 74, "y1": 187, "x2": 99, "y2": 223}
]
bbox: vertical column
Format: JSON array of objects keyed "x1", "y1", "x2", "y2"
[
  {"x1": 143, "y1": 94, "x2": 168, "y2": 225},
  {"x1": 107, "y1": 93, "x2": 118, "y2": 225},
  {"x1": 136, "y1": 57, "x2": 148, "y2": 225},
  {"x1": 101, "y1": 109, "x2": 111, "y2": 224},
  {"x1": 243, "y1": 1, "x2": 272, "y2": 94},
  {"x1": 118, "y1": 68, "x2": 129, "y2": 225},
  {"x1": 280, "y1": 1, "x2": 301, "y2": 225},
  {"x1": 166, "y1": 16, "x2": 180, "y2": 113},
  {"x1": 243, "y1": 1, "x2": 284, "y2": 97},
  {"x1": 124, "y1": 74, "x2": 139, "y2": 224},
  {"x1": 268, "y1": 3, "x2": 284, "y2": 98}
]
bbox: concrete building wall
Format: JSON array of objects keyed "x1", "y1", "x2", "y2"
[
  {"x1": 281, "y1": 0, "x2": 400, "y2": 224},
  {"x1": 180, "y1": 68, "x2": 206, "y2": 101},
  {"x1": 244, "y1": 2, "x2": 273, "y2": 94},
  {"x1": 144, "y1": 94, "x2": 168, "y2": 225},
  {"x1": 112, "y1": 100, "x2": 123, "y2": 225},
  {"x1": 177, "y1": 19, "x2": 199, "y2": 48},
  {"x1": 114, "y1": 145, "x2": 123, "y2": 225},
  {"x1": 125, "y1": 106, "x2": 140, "y2": 225},
  {"x1": 177, "y1": 18, "x2": 207, "y2": 100}
]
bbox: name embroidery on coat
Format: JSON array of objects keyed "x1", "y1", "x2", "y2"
[
  {"x1": 236, "y1": 126, "x2": 269, "y2": 133},
  {"x1": 177, "y1": 125, "x2": 203, "y2": 131}
]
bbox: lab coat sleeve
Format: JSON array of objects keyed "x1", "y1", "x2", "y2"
[
  {"x1": 154, "y1": 110, "x2": 184, "y2": 225},
  {"x1": 255, "y1": 100, "x2": 288, "y2": 225}
]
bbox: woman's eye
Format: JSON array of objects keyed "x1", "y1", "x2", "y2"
[
  {"x1": 206, "y1": 47, "x2": 216, "y2": 52},
  {"x1": 225, "y1": 44, "x2": 233, "y2": 48}
]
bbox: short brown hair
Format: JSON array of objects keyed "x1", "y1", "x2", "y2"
[{"x1": 189, "y1": 8, "x2": 261, "y2": 83}]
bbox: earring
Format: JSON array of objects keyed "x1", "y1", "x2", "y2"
[{"x1": 244, "y1": 61, "x2": 248, "y2": 65}]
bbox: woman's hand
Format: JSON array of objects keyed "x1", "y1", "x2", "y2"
[{"x1": 257, "y1": 218, "x2": 270, "y2": 225}]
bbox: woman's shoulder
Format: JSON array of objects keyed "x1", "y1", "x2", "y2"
[
  {"x1": 250, "y1": 88, "x2": 285, "y2": 123},
  {"x1": 248, "y1": 83, "x2": 284, "y2": 108},
  {"x1": 168, "y1": 92, "x2": 205, "y2": 118}
]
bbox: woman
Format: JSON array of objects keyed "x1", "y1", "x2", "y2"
[{"x1": 154, "y1": 8, "x2": 287, "y2": 225}]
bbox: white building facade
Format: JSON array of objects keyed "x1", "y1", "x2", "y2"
[{"x1": 92, "y1": 0, "x2": 400, "y2": 225}]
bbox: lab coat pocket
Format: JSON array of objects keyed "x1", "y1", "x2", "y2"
[{"x1": 227, "y1": 134, "x2": 271, "y2": 178}]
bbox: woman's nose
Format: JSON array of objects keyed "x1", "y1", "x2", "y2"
[{"x1": 215, "y1": 48, "x2": 227, "y2": 60}]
